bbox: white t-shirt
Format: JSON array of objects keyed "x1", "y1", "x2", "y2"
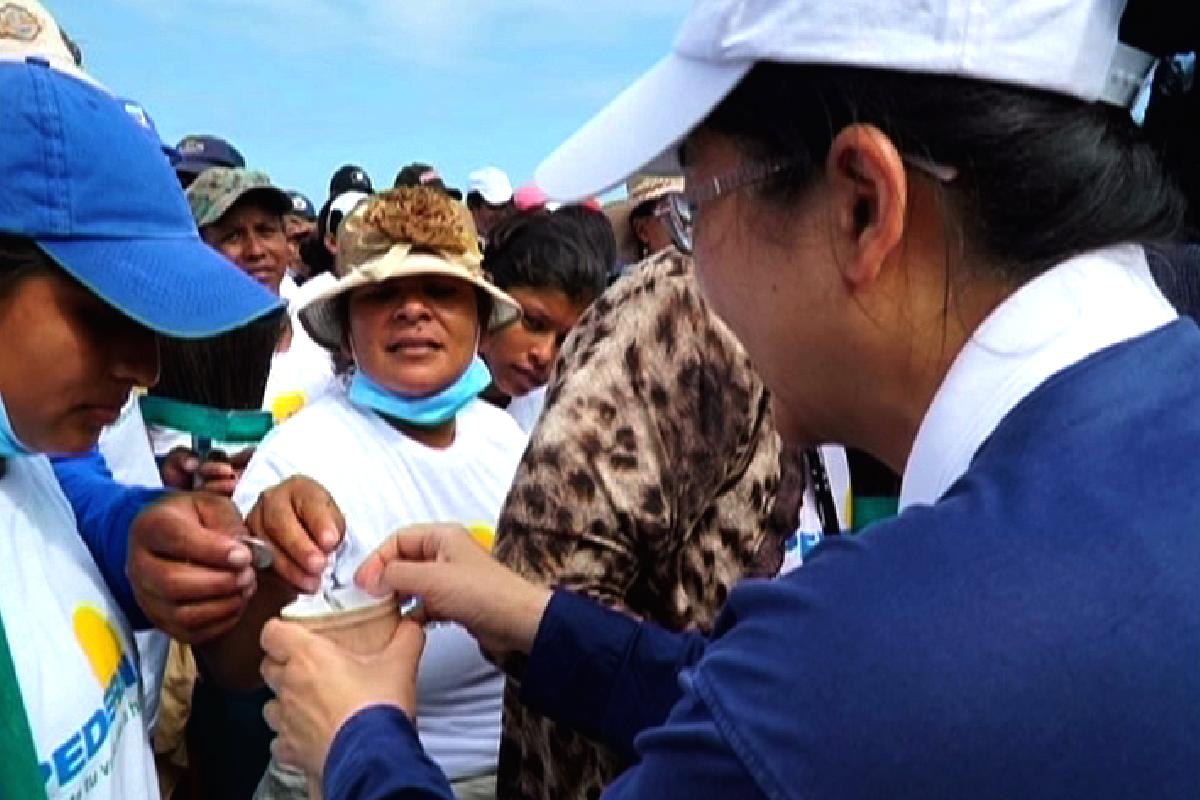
[
  {"x1": 148, "y1": 317, "x2": 337, "y2": 457},
  {"x1": 262, "y1": 314, "x2": 337, "y2": 427},
  {"x1": 233, "y1": 392, "x2": 527, "y2": 780},
  {"x1": 505, "y1": 385, "x2": 546, "y2": 435},
  {"x1": 0, "y1": 456, "x2": 159, "y2": 800},
  {"x1": 96, "y1": 395, "x2": 170, "y2": 735}
]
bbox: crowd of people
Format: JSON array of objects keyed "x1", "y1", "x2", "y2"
[{"x1": 1, "y1": 1, "x2": 1198, "y2": 800}]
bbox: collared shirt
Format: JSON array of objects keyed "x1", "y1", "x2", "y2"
[{"x1": 900, "y1": 244, "x2": 1177, "y2": 510}]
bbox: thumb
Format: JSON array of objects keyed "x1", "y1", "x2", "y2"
[
  {"x1": 373, "y1": 561, "x2": 451, "y2": 618},
  {"x1": 261, "y1": 617, "x2": 318, "y2": 661}
]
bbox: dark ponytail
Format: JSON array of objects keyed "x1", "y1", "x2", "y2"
[{"x1": 701, "y1": 62, "x2": 1186, "y2": 285}]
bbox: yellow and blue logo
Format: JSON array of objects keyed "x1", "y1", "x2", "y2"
[{"x1": 39, "y1": 607, "x2": 141, "y2": 793}]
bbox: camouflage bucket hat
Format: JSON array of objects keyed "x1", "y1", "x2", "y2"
[{"x1": 186, "y1": 167, "x2": 292, "y2": 229}]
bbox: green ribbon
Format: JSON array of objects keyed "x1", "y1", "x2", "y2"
[
  {"x1": 0, "y1": 605, "x2": 48, "y2": 800},
  {"x1": 139, "y1": 396, "x2": 274, "y2": 445}
]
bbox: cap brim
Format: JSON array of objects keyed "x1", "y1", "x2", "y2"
[
  {"x1": 38, "y1": 235, "x2": 284, "y2": 338},
  {"x1": 174, "y1": 160, "x2": 212, "y2": 176},
  {"x1": 535, "y1": 52, "x2": 752, "y2": 201},
  {"x1": 201, "y1": 186, "x2": 294, "y2": 229}
]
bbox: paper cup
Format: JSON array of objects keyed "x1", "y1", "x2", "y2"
[
  {"x1": 279, "y1": 596, "x2": 402, "y2": 798},
  {"x1": 282, "y1": 595, "x2": 402, "y2": 655}
]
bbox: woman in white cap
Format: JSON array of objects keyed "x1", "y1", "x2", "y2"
[
  {"x1": 259, "y1": 1, "x2": 1198, "y2": 798},
  {"x1": 231, "y1": 187, "x2": 526, "y2": 800}
]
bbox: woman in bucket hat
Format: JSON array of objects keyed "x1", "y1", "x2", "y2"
[
  {"x1": 230, "y1": 187, "x2": 526, "y2": 800},
  {"x1": 261, "y1": 1, "x2": 1198, "y2": 798}
]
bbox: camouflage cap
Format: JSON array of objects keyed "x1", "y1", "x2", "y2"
[{"x1": 186, "y1": 167, "x2": 292, "y2": 229}]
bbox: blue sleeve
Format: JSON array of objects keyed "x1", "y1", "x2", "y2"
[
  {"x1": 518, "y1": 590, "x2": 710, "y2": 761},
  {"x1": 322, "y1": 593, "x2": 739, "y2": 800},
  {"x1": 51, "y1": 449, "x2": 166, "y2": 629},
  {"x1": 599, "y1": 679, "x2": 766, "y2": 800},
  {"x1": 324, "y1": 706, "x2": 455, "y2": 800}
]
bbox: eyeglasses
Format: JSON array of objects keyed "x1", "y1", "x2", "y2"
[
  {"x1": 659, "y1": 162, "x2": 794, "y2": 255},
  {"x1": 661, "y1": 155, "x2": 957, "y2": 256}
]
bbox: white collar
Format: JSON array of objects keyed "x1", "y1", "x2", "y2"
[{"x1": 899, "y1": 244, "x2": 1177, "y2": 510}]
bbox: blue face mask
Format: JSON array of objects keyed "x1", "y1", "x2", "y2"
[
  {"x1": 347, "y1": 357, "x2": 493, "y2": 428},
  {"x1": 0, "y1": 394, "x2": 33, "y2": 459}
]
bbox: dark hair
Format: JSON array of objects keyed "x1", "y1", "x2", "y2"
[
  {"x1": 301, "y1": 197, "x2": 338, "y2": 278},
  {"x1": 700, "y1": 62, "x2": 1186, "y2": 285},
  {"x1": 483, "y1": 213, "x2": 607, "y2": 305},
  {"x1": 60, "y1": 29, "x2": 83, "y2": 67},
  {"x1": 626, "y1": 199, "x2": 660, "y2": 260},
  {"x1": 467, "y1": 191, "x2": 513, "y2": 212},
  {"x1": 0, "y1": 235, "x2": 55, "y2": 302},
  {"x1": 554, "y1": 204, "x2": 619, "y2": 280}
]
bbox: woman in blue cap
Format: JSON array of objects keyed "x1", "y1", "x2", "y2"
[
  {"x1": 0, "y1": 18, "x2": 345, "y2": 800},
  {"x1": 260, "y1": 0, "x2": 1198, "y2": 798}
]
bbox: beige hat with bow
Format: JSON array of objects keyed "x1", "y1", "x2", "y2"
[
  {"x1": 604, "y1": 174, "x2": 685, "y2": 264},
  {"x1": 299, "y1": 187, "x2": 522, "y2": 351}
]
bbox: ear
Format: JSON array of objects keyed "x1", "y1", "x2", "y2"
[
  {"x1": 324, "y1": 232, "x2": 337, "y2": 256},
  {"x1": 631, "y1": 216, "x2": 652, "y2": 248},
  {"x1": 824, "y1": 124, "x2": 908, "y2": 291}
]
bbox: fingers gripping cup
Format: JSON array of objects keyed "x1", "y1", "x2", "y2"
[{"x1": 266, "y1": 591, "x2": 404, "y2": 800}]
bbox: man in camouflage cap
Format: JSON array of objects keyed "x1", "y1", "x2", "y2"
[{"x1": 187, "y1": 168, "x2": 294, "y2": 296}]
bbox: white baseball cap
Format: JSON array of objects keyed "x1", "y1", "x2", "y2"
[
  {"x1": 0, "y1": 0, "x2": 98, "y2": 86},
  {"x1": 536, "y1": 0, "x2": 1155, "y2": 200},
  {"x1": 468, "y1": 167, "x2": 515, "y2": 205}
]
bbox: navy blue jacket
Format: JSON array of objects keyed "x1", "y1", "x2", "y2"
[{"x1": 325, "y1": 321, "x2": 1200, "y2": 800}]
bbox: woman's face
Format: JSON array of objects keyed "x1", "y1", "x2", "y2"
[
  {"x1": 480, "y1": 286, "x2": 587, "y2": 398},
  {"x1": 346, "y1": 274, "x2": 481, "y2": 398},
  {"x1": 0, "y1": 269, "x2": 158, "y2": 453},
  {"x1": 683, "y1": 125, "x2": 963, "y2": 456},
  {"x1": 682, "y1": 131, "x2": 858, "y2": 448}
]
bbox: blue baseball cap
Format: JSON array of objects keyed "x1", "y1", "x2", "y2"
[
  {"x1": 175, "y1": 134, "x2": 246, "y2": 178},
  {"x1": 118, "y1": 97, "x2": 180, "y2": 165},
  {"x1": 0, "y1": 59, "x2": 282, "y2": 338}
]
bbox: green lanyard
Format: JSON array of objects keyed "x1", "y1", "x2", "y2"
[
  {"x1": 0, "y1": 605, "x2": 49, "y2": 800},
  {"x1": 138, "y1": 395, "x2": 274, "y2": 446}
]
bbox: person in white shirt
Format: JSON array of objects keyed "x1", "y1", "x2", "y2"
[
  {"x1": 147, "y1": 170, "x2": 339, "y2": 492},
  {"x1": 0, "y1": 15, "x2": 339, "y2": 799},
  {"x1": 479, "y1": 211, "x2": 609, "y2": 433},
  {"x1": 236, "y1": 186, "x2": 527, "y2": 800}
]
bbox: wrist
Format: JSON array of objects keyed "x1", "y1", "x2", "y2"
[{"x1": 509, "y1": 583, "x2": 553, "y2": 657}]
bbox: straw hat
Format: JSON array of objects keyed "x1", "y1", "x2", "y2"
[
  {"x1": 605, "y1": 174, "x2": 684, "y2": 264},
  {"x1": 299, "y1": 188, "x2": 522, "y2": 351}
]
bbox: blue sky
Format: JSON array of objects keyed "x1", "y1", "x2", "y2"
[{"x1": 52, "y1": 0, "x2": 688, "y2": 204}]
